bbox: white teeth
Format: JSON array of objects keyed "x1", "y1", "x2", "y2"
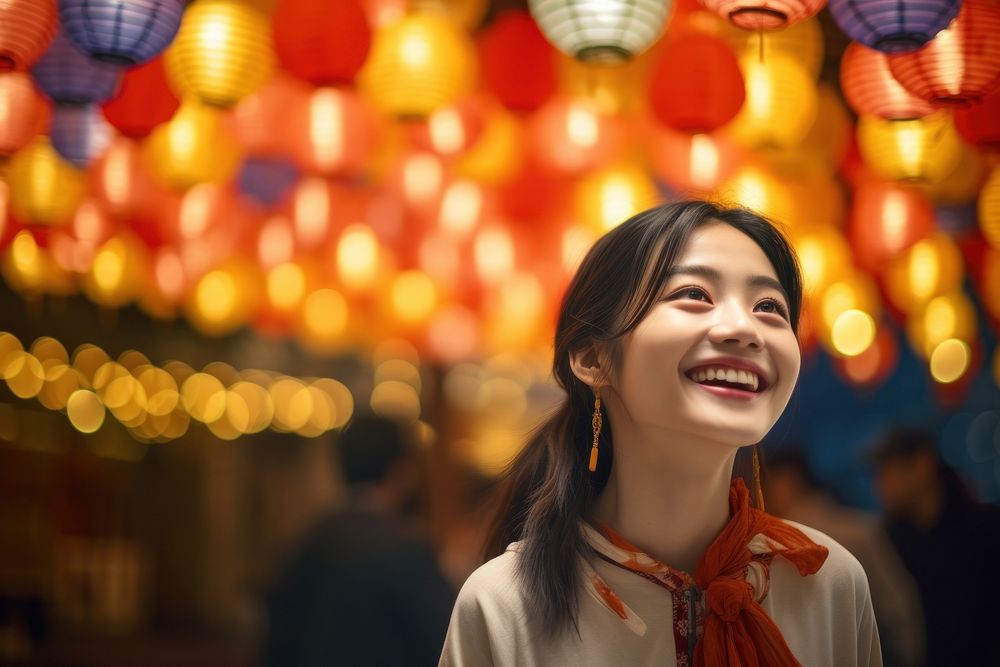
[
  {"x1": 726, "y1": 369, "x2": 738, "y2": 383},
  {"x1": 706, "y1": 368, "x2": 716, "y2": 381},
  {"x1": 688, "y1": 366, "x2": 762, "y2": 391},
  {"x1": 738, "y1": 370, "x2": 748, "y2": 385}
]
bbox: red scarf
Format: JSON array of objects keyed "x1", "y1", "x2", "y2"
[{"x1": 591, "y1": 478, "x2": 829, "y2": 667}]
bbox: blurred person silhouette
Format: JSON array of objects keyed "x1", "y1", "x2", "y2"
[
  {"x1": 764, "y1": 449, "x2": 924, "y2": 667},
  {"x1": 264, "y1": 415, "x2": 455, "y2": 667},
  {"x1": 873, "y1": 427, "x2": 1000, "y2": 667}
]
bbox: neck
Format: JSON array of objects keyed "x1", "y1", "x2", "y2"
[{"x1": 589, "y1": 421, "x2": 740, "y2": 575}]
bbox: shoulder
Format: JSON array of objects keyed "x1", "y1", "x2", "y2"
[
  {"x1": 453, "y1": 544, "x2": 528, "y2": 620},
  {"x1": 775, "y1": 519, "x2": 873, "y2": 608}
]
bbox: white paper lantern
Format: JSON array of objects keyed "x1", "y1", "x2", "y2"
[{"x1": 528, "y1": 0, "x2": 672, "y2": 63}]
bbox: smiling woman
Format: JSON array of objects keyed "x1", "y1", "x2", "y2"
[{"x1": 439, "y1": 201, "x2": 882, "y2": 666}]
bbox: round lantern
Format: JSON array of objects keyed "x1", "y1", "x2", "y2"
[
  {"x1": 81, "y1": 231, "x2": 148, "y2": 307},
  {"x1": 847, "y1": 180, "x2": 935, "y2": 273},
  {"x1": 725, "y1": 53, "x2": 817, "y2": 149},
  {"x1": 49, "y1": 104, "x2": 113, "y2": 168},
  {"x1": 0, "y1": 0, "x2": 57, "y2": 71},
  {"x1": 238, "y1": 157, "x2": 299, "y2": 207},
  {"x1": 829, "y1": 0, "x2": 959, "y2": 53},
  {"x1": 725, "y1": 16, "x2": 823, "y2": 79},
  {"x1": 6, "y1": 136, "x2": 87, "y2": 226},
  {"x1": 701, "y1": 0, "x2": 825, "y2": 31},
  {"x1": 884, "y1": 233, "x2": 964, "y2": 313},
  {"x1": 573, "y1": 163, "x2": 659, "y2": 233},
  {"x1": 59, "y1": 0, "x2": 185, "y2": 66},
  {"x1": 359, "y1": 11, "x2": 476, "y2": 117},
  {"x1": 927, "y1": 144, "x2": 987, "y2": 205},
  {"x1": 647, "y1": 127, "x2": 742, "y2": 193},
  {"x1": 835, "y1": 326, "x2": 898, "y2": 388},
  {"x1": 454, "y1": 104, "x2": 524, "y2": 185},
  {"x1": 31, "y1": 30, "x2": 121, "y2": 105},
  {"x1": 0, "y1": 71, "x2": 51, "y2": 156},
  {"x1": 765, "y1": 83, "x2": 850, "y2": 175},
  {"x1": 789, "y1": 224, "x2": 852, "y2": 298},
  {"x1": 648, "y1": 31, "x2": 744, "y2": 133},
  {"x1": 840, "y1": 43, "x2": 934, "y2": 120},
  {"x1": 289, "y1": 86, "x2": 375, "y2": 176},
  {"x1": 888, "y1": 0, "x2": 1000, "y2": 105},
  {"x1": 272, "y1": 0, "x2": 370, "y2": 85},
  {"x1": 101, "y1": 56, "x2": 179, "y2": 138},
  {"x1": 232, "y1": 73, "x2": 306, "y2": 158},
  {"x1": 144, "y1": 101, "x2": 242, "y2": 190},
  {"x1": 165, "y1": 0, "x2": 274, "y2": 108},
  {"x1": 527, "y1": 96, "x2": 626, "y2": 175},
  {"x1": 981, "y1": 166, "x2": 1000, "y2": 248},
  {"x1": 714, "y1": 164, "x2": 797, "y2": 230},
  {"x1": 955, "y1": 87, "x2": 1000, "y2": 152},
  {"x1": 90, "y1": 135, "x2": 168, "y2": 228},
  {"x1": 857, "y1": 112, "x2": 963, "y2": 183},
  {"x1": 528, "y1": 0, "x2": 672, "y2": 63},
  {"x1": 479, "y1": 10, "x2": 556, "y2": 113}
]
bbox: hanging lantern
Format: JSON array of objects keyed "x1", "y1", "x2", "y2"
[
  {"x1": 927, "y1": 143, "x2": 987, "y2": 205},
  {"x1": 49, "y1": 104, "x2": 113, "y2": 168},
  {"x1": 0, "y1": 71, "x2": 51, "y2": 156},
  {"x1": 714, "y1": 164, "x2": 797, "y2": 230},
  {"x1": 701, "y1": 0, "x2": 825, "y2": 31},
  {"x1": 90, "y1": 135, "x2": 169, "y2": 229},
  {"x1": 647, "y1": 127, "x2": 742, "y2": 193},
  {"x1": 232, "y1": 73, "x2": 305, "y2": 158},
  {"x1": 454, "y1": 104, "x2": 524, "y2": 185},
  {"x1": 573, "y1": 163, "x2": 659, "y2": 233},
  {"x1": 857, "y1": 112, "x2": 963, "y2": 183},
  {"x1": 786, "y1": 169, "x2": 846, "y2": 229},
  {"x1": 847, "y1": 180, "x2": 935, "y2": 273},
  {"x1": 725, "y1": 53, "x2": 817, "y2": 149},
  {"x1": 724, "y1": 16, "x2": 823, "y2": 79},
  {"x1": 888, "y1": 0, "x2": 1000, "y2": 106},
  {"x1": 101, "y1": 56, "x2": 179, "y2": 139},
  {"x1": 765, "y1": 83, "x2": 850, "y2": 175},
  {"x1": 165, "y1": 0, "x2": 274, "y2": 108},
  {"x1": 479, "y1": 10, "x2": 556, "y2": 113},
  {"x1": 981, "y1": 166, "x2": 1000, "y2": 248},
  {"x1": 906, "y1": 290, "x2": 977, "y2": 358},
  {"x1": 814, "y1": 269, "x2": 881, "y2": 351},
  {"x1": 789, "y1": 224, "x2": 852, "y2": 298},
  {"x1": 359, "y1": 11, "x2": 476, "y2": 117},
  {"x1": 288, "y1": 86, "x2": 376, "y2": 176},
  {"x1": 527, "y1": 96, "x2": 627, "y2": 175},
  {"x1": 160, "y1": 182, "x2": 243, "y2": 255},
  {"x1": 884, "y1": 232, "x2": 964, "y2": 313},
  {"x1": 648, "y1": 32, "x2": 744, "y2": 134},
  {"x1": 144, "y1": 101, "x2": 242, "y2": 190},
  {"x1": 840, "y1": 43, "x2": 934, "y2": 120},
  {"x1": 0, "y1": 0, "x2": 57, "y2": 71},
  {"x1": 31, "y1": 30, "x2": 121, "y2": 105},
  {"x1": 59, "y1": 0, "x2": 186, "y2": 66},
  {"x1": 238, "y1": 157, "x2": 299, "y2": 208},
  {"x1": 6, "y1": 137, "x2": 87, "y2": 226},
  {"x1": 528, "y1": 0, "x2": 672, "y2": 63},
  {"x1": 835, "y1": 326, "x2": 898, "y2": 388},
  {"x1": 272, "y1": 0, "x2": 370, "y2": 86},
  {"x1": 411, "y1": 97, "x2": 486, "y2": 159},
  {"x1": 828, "y1": 0, "x2": 960, "y2": 53},
  {"x1": 185, "y1": 259, "x2": 261, "y2": 336},
  {"x1": 81, "y1": 231, "x2": 148, "y2": 307},
  {"x1": 955, "y1": 87, "x2": 1000, "y2": 152}
]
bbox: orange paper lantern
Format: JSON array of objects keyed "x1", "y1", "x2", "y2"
[
  {"x1": 701, "y1": 0, "x2": 826, "y2": 30},
  {"x1": 847, "y1": 180, "x2": 935, "y2": 273},
  {"x1": 0, "y1": 0, "x2": 57, "y2": 71},
  {"x1": 840, "y1": 42, "x2": 934, "y2": 120},
  {"x1": 0, "y1": 71, "x2": 50, "y2": 155}
]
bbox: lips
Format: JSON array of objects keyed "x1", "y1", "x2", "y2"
[{"x1": 683, "y1": 357, "x2": 772, "y2": 393}]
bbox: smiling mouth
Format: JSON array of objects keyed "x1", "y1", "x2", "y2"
[{"x1": 684, "y1": 367, "x2": 768, "y2": 394}]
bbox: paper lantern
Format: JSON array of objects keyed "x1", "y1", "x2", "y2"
[
  {"x1": 725, "y1": 53, "x2": 817, "y2": 149},
  {"x1": 7, "y1": 137, "x2": 87, "y2": 226},
  {"x1": 0, "y1": 71, "x2": 51, "y2": 155},
  {"x1": 829, "y1": 0, "x2": 959, "y2": 53},
  {"x1": 714, "y1": 164, "x2": 797, "y2": 230},
  {"x1": 272, "y1": 0, "x2": 370, "y2": 85},
  {"x1": 413, "y1": 98, "x2": 486, "y2": 158},
  {"x1": 888, "y1": 0, "x2": 1000, "y2": 105},
  {"x1": 81, "y1": 231, "x2": 149, "y2": 307},
  {"x1": 857, "y1": 112, "x2": 963, "y2": 183},
  {"x1": 847, "y1": 180, "x2": 935, "y2": 273},
  {"x1": 31, "y1": 30, "x2": 121, "y2": 105},
  {"x1": 648, "y1": 32, "x2": 744, "y2": 133},
  {"x1": 927, "y1": 143, "x2": 987, "y2": 205},
  {"x1": 359, "y1": 11, "x2": 476, "y2": 117},
  {"x1": 0, "y1": 0, "x2": 57, "y2": 71},
  {"x1": 906, "y1": 290, "x2": 977, "y2": 358},
  {"x1": 289, "y1": 86, "x2": 375, "y2": 176},
  {"x1": 884, "y1": 233, "x2": 964, "y2": 313},
  {"x1": 101, "y1": 56, "x2": 179, "y2": 138},
  {"x1": 765, "y1": 83, "x2": 850, "y2": 175},
  {"x1": 165, "y1": 0, "x2": 274, "y2": 108},
  {"x1": 573, "y1": 163, "x2": 659, "y2": 233},
  {"x1": 90, "y1": 135, "x2": 168, "y2": 228},
  {"x1": 701, "y1": 0, "x2": 825, "y2": 31},
  {"x1": 238, "y1": 157, "x2": 299, "y2": 207},
  {"x1": 479, "y1": 10, "x2": 556, "y2": 112},
  {"x1": 647, "y1": 127, "x2": 742, "y2": 193},
  {"x1": 232, "y1": 73, "x2": 306, "y2": 158},
  {"x1": 981, "y1": 166, "x2": 1000, "y2": 248},
  {"x1": 836, "y1": 326, "x2": 898, "y2": 387},
  {"x1": 49, "y1": 104, "x2": 113, "y2": 168},
  {"x1": 724, "y1": 16, "x2": 823, "y2": 79},
  {"x1": 144, "y1": 101, "x2": 242, "y2": 190},
  {"x1": 528, "y1": 0, "x2": 671, "y2": 63},
  {"x1": 789, "y1": 224, "x2": 852, "y2": 298},
  {"x1": 840, "y1": 43, "x2": 934, "y2": 120},
  {"x1": 527, "y1": 96, "x2": 626, "y2": 175},
  {"x1": 955, "y1": 87, "x2": 1000, "y2": 152},
  {"x1": 454, "y1": 104, "x2": 524, "y2": 185},
  {"x1": 59, "y1": 0, "x2": 185, "y2": 66}
]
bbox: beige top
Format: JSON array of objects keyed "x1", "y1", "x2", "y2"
[{"x1": 439, "y1": 520, "x2": 882, "y2": 667}]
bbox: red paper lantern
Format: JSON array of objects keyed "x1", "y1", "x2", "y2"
[
  {"x1": 288, "y1": 86, "x2": 375, "y2": 177},
  {"x1": 648, "y1": 32, "x2": 744, "y2": 133},
  {"x1": 955, "y1": 86, "x2": 1000, "y2": 152},
  {"x1": 0, "y1": 71, "x2": 50, "y2": 155},
  {"x1": 888, "y1": 0, "x2": 1000, "y2": 105},
  {"x1": 647, "y1": 125, "x2": 742, "y2": 193},
  {"x1": 101, "y1": 56, "x2": 179, "y2": 139},
  {"x1": 90, "y1": 135, "x2": 170, "y2": 231},
  {"x1": 0, "y1": 0, "x2": 57, "y2": 71},
  {"x1": 701, "y1": 0, "x2": 827, "y2": 30},
  {"x1": 847, "y1": 179, "x2": 935, "y2": 273},
  {"x1": 273, "y1": 0, "x2": 371, "y2": 86},
  {"x1": 233, "y1": 72, "x2": 307, "y2": 158},
  {"x1": 840, "y1": 42, "x2": 934, "y2": 120},
  {"x1": 527, "y1": 96, "x2": 627, "y2": 175},
  {"x1": 479, "y1": 10, "x2": 557, "y2": 113}
]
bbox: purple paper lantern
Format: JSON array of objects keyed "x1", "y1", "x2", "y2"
[
  {"x1": 59, "y1": 0, "x2": 186, "y2": 66},
  {"x1": 49, "y1": 104, "x2": 113, "y2": 168},
  {"x1": 238, "y1": 157, "x2": 300, "y2": 207},
  {"x1": 829, "y1": 0, "x2": 962, "y2": 53},
  {"x1": 31, "y1": 30, "x2": 121, "y2": 105}
]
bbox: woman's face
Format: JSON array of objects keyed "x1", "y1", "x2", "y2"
[{"x1": 609, "y1": 222, "x2": 800, "y2": 448}]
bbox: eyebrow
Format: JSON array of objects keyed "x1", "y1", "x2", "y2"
[{"x1": 664, "y1": 264, "x2": 789, "y2": 302}]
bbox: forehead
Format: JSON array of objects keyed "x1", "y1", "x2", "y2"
[{"x1": 672, "y1": 222, "x2": 778, "y2": 280}]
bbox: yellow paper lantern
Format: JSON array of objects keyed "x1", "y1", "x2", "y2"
[
  {"x1": 81, "y1": 232, "x2": 149, "y2": 308},
  {"x1": 359, "y1": 11, "x2": 476, "y2": 117},
  {"x1": 186, "y1": 259, "x2": 261, "y2": 336},
  {"x1": 144, "y1": 101, "x2": 242, "y2": 190},
  {"x1": 979, "y1": 165, "x2": 1000, "y2": 248},
  {"x1": 857, "y1": 111, "x2": 963, "y2": 184},
  {"x1": 817, "y1": 270, "x2": 881, "y2": 335},
  {"x1": 725, "y1": 53, "x2": 818, "y2": 149},
  {"x1": 713, "y1": 164, "x2": 797, "y2": 230},
  {"x1": 790, "y1": 225, "x2": 852, "y2": 300},
  {"x1": 725, "y1": 16, "x2": 824, "y2": 79},
  {"x1": 906, "y1": 290, "x2": 977, "y2": 359},
  {"x1": 885, "y1": 233, "x2": 964, "y2": 314},
  {"x1": 574, "y1": 163, "x2": 660, "y2": 233},
  {"x1": 6, "y1": 137, "x2": 86, "y2": 226},
  {"x1": 165, "y1": 0, "x2": 275, "y2": 108},
  {"x1": 0, "y1": 230, "x2": 72, "y2": 295},
  {"x1": 454, "y1": 105, "x2": 523, "y2": 185},
  {"x1": 763, "y1": 83, "x2": 851, "y2": 176},
  {"x1": 927, "y1": 142, "x2": 987, "y2": 205}
]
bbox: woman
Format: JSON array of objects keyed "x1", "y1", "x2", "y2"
[{"x1": 439, "y1": 201, "x2": 881, "y2": 666}]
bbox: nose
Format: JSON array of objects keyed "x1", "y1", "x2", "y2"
[{"x1": 707, "y1": 299, "x2": 765, "y2": 349}]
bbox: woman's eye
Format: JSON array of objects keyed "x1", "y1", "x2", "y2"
[
  {"x1": 756, "y1": 298, "x2": 789, "y2": 319},
  {"x1": 673, "y1": 287, "x2": 709, "y2": 301}
]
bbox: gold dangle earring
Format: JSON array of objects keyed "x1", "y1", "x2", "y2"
[
  {"x1": 588, "y1": 389, "x2": 602, "y2": 472},
  {"x1": 752, "y1": 443, "x2": 766, "y2": 511}
]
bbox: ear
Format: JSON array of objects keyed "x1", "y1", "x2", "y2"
[{"x1": 569, "y1": 342, "x2": 610, "y2": 391}]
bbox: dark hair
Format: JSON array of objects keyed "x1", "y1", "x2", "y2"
[
  {"x1": 337, "y1": 414, "x2": 411, "y2": 485},
  {"x1": 481, "y1": 200, "x2": 803, "y2": 638}
]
